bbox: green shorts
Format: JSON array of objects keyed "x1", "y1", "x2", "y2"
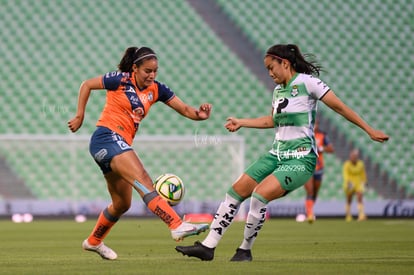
[{"x1": 245, "y1": 151, "x2": 317, "y2": 192}]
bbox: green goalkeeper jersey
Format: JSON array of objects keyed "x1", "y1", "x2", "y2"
[{"x1": 271, "y1": 73, "x2": 330, "y2": 159}]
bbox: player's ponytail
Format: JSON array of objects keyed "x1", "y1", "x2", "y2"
[
  {"x1": 118, "y1": 47, "x2": 138, "y2": 72},
  {"x1": 266, "y1": 44, "x2": 323, "y2": 76},
  {"x1": 118, "y1": 46, "x2": 157, "y2": 73}
]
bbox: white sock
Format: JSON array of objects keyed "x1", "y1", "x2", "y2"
[
  {"x1": 202, "y1": 191, "x2": 243, "y2": 248},
  {"x1": 239, "y1": 193, "x2": 268, "y2": 250}
]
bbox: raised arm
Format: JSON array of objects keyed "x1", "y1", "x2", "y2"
[
  {"x1": 321, "y1": 90, "x2": 389, "y2": 143},
  {"x1": 68, "y1": 76, "x2": 103, "y2": 132},
  {"x1": 166, "y1": 96, "x2": 212, "y2": 120},
  {"x1": 225, "y1": 112, "x2": 274, "y2": 132}
]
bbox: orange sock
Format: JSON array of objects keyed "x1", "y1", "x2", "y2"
[
  {"x1": 305, "y1": 199, "x2": 314, "y2": 217},
  {"x1": 147, "y1": 195, "x2": 182, "y2": 230},
  {"x1": 87, "y1": 207, "x2": 118, "y2": 246}
]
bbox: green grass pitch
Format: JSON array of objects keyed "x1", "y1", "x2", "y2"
[{"x1": 0, "y1": 218, "x2": 413, "y2": 274}]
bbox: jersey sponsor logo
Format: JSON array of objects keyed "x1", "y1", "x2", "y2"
[
  {"x1": 105, "y1": 71, "x2": 122, "y2": 78},
  {"x1": 276, "y1": 164, "x2": 306, "y2": 172},
  {"x1": 129, "y1": 94, "x2": 140, "y2": 106},
  {"x1": 131, "y1": 107, "x2": 145, "y2": 124},
  {"x1": 276, "y1": 149, "x2": 307, "y2": 159},
  {"x1": 275, "y1": 98, "x2": 289, "y2": 113},
  {"x1": 125, "y1": 85, "x2": 142, "y2": 109}
]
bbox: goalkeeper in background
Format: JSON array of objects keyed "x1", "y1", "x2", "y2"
[{"x1": 343, "y1": 149, "x2": 367, "y2": 221}]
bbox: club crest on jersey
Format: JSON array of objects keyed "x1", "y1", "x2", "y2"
[
  {"x1": 148, "y1": 92, "x2": 154, "y2": 102},
  {"x1": 291, "y1": 85, "x2": 299, "y2": 97}
]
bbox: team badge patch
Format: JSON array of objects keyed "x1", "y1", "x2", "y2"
[
  {"x1": 148, "y1": 92, "x2": 154, "y2": 102},
  {"x1": 291, "y1": 85, "x2": 299, "y2": 97}
]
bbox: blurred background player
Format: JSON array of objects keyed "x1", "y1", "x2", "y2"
[
  {"x1": 176, "y1": 43, "x2": 388, "y2": 262},
  {"x1": 303, "y1": 119, "x2": 334, "y2": 223},
  {"x1": 343, "y1": 149, "x2": 367, "y2": 221},
  {"x1": 68, "y1": 46, "x2": 211, "y2": 260}
]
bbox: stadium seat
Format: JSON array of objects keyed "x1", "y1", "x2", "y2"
[
  {"x1": 216, "y1": 0, "x2": 412, "y2": 198},
  {"x1": 0, "y1": 0, "x2": 411, "y2": 200}
]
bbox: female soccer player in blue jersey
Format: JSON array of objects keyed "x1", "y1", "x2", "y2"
[{"x1": 176, "y1": 43, "x2": 389, "y2": 261}]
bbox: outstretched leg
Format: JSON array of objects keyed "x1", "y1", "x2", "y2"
[
  {"x1": 231, "y1": 174, "x2": 286, "y2": 262},
  {"x1": 111, "y1": 151, "x2": 209, "y2": 241},
  {"x1": 176, "y1": 174, "x2": 257, "y2": 261}
]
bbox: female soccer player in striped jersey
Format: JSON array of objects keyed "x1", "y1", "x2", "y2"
[
  {"x1": 176, "y1": 43, "x2": 388, "y2": 261},
  {"x1": 68, "y1": 46, "x2": 211, "y2": 260}
]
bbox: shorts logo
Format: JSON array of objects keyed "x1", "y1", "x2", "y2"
[
  {"x1": 94, "y1": 149, "x2": 108, "y2": 162},
  {"x1": 117, "y1": 140, "x2": 131, "y2": 150},
  {"x1": 284, "y1": 176, "x2": 292, "y2": 185}
]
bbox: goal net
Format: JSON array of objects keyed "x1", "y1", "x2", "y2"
[{"x1": 0, "y1": 134, "x2": 245, "y2": 205}]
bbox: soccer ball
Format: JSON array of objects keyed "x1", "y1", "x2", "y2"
[{"x1": 153, "y1": 173, "x2": 185, "y2": 206}]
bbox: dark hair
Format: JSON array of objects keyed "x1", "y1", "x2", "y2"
[
  {"x1": 266, "y1": 44, "x2": 322, "y2": 76},
  {"x1": 118, "y1": 46, "x2": 157, "y2": 72}
]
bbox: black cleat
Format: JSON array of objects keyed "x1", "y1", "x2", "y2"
[
  {"x1": 175, "y1": 241, "x2": 215, "y2": 261},
  {"x1": 230, "y1": 248, "x2": 253, "y2": 262}
]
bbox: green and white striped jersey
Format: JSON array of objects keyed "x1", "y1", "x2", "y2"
[{"x1": 271, "y1": 73, "x2": 330, "y2": 159}]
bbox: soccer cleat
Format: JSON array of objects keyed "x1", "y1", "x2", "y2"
[
  {"x1": 307, "y1": 214, "x2": 315, "y2": 224},
  {"x1": 82, "y1": 239, "x2": 118, "y2": 260},
  {"x1": 357, "y1": 214, "x2": 367, "y2": 221},
  {"x1": 171, "y1": 222, "x2": 209, "y2": 241},
  {"x1": 230, "y1": 248, "x2": 253, "y2": 262},
  {"x1": 175, "y1": 241, "x2": 215, "y2": 261},
  {"x1": 345, "y1": 215, "x2": 353, "y2": 222}
]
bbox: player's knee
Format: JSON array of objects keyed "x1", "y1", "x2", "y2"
[
  {"x1": 112, "y1": 201, "x2": 131, "y2": 214},
  {"x1": 232, "y1": 176, "x2": 257, "y2": 197}
]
